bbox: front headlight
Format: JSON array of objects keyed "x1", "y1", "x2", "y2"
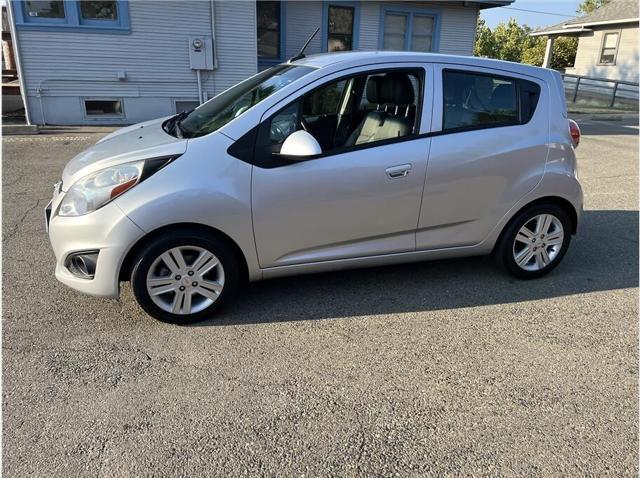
[
  {"x1": 58, "y1": 156, "x2": 178, "y2": 217},
  {"x1": 59, "y1": 161, "x2": 144, "y2": 217}
]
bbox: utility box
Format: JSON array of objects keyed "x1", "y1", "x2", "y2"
[{"x1": 188, "y1": 36, "x2": 214, "y2": 70}]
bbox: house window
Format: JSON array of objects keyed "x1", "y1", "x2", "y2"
[
  {"x1": 327, "y1": 5, "x2": 354, "y2": 52},
  {"x1": 23, "y1": 1, "x2": 66, "y2": 21},
  {"x1": 84, "y1": 99, "x2": 124, "y2": 117},
  {"x1": 13, "y1": 0, "x2": 130, "y2": 32},
  {"x1": 411, "y1": 15, "x2": 434, "y2": 52},
  {"x1": 257, "y1": 1, "x2": 281, "y2": 60},
  {"x1": 80, "y1": 1, "x2": 118, "y2": 21},
  {"x1": 383, "y1": 13, "x2": 407, "y2": 50},
  {"x1": 599, "y1": 32, "x2": 620, "y2": 65},
  {"x1": 175, "y1": 100, "x2": 200, "y2": 114},
  {"x1": 381, "y1": 8, "x2": 438, "y2": 52}
]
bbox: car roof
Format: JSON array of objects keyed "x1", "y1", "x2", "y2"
[{"x1": 291, "y1": 51, "x2": 549, "y2": 79}]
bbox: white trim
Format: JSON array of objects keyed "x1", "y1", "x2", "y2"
[
  {"x1": 530, "y1": 27, "x2": 589, "y2": 36},
  {"x1": 532, "y1": 17, "x2": 639, "y2": 37},
  {"x1": 6, "y1": 1, "x2": 31, "y2": 125},
  {"x1": 564, "y1": 17, "x2": 639, "y2": 28}
]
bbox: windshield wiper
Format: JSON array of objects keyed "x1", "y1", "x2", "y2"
[
  {"x1": 175, "y1": 111, "x2": 193, "y2": 138},
  {"x1": 165, "y1": 109, "x2": 192, "y2": 138}
]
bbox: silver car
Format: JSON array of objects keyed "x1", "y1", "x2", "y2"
[{"x1": 46, "y1": 51, "x2": 583, "y2": 324}]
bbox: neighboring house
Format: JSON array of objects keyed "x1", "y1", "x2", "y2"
[
  {"x1": 7, "y1": 0, "x2": 511, "y2": 125},
  {"x1": 531, "y1": 0, "x2": 639, "y2": 82}
]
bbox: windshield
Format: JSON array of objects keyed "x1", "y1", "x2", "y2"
[{"x1": 177, "y1": 65, "x2": 315, "y2": 138}]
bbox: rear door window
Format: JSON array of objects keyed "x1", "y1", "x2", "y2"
[{"x1": 443, "y1": 70, "x2": 518, "y2": 131}]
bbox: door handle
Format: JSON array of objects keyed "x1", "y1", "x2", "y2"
[{"x1": 386, "y1": 163, "x2": 412, "y2": 179}]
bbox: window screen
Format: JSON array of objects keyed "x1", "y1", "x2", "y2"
[
  {"x1": 383, "y1": 13, "x2": 407, "y2": 50},
  {"x1": 411, "y1": 15, "x2": 434, "y2": 52},
  {"x1": 443, "y1": 71, "x2": 518, "y2": 131},
  {"x1": 383, "y1": 11, "x2": 435, "y2": 51}
]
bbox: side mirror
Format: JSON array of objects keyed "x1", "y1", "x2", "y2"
[{"x1": 278, "y1": 130, "x2": 322, "y2": 159}]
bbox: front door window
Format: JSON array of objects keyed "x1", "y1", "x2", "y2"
[{"x1": 259, "y1": 68, "x2": 422, "y2": 165}]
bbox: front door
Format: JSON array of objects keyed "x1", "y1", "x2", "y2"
[{"x1": 251, "y1": 66, "x2": 432, "y2": 268}]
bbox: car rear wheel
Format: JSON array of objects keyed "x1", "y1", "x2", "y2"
[
  {"x1": 131, "y1": 231, "x2": 239, "y2": 324},
  {"x1": 496, "y1": 203, "x2": 572, "y2": 279}
]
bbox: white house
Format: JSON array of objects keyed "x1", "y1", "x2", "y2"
[
  {"x1": 531, "y1": 0, "x2": 638, "y2": 82},
  {"x1": 7, "y1": 0, "x2": 512, "y2": 125}
]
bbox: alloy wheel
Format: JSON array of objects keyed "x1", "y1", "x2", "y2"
[
  {"x1": 512, "y1": 213, "x2": 564, "y2": 272},
  {"x1": 145, "y1": 246, "x2": 225, "y2": 315}
]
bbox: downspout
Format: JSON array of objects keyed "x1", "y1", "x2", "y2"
[
  {"x1": 6, "y1": 1, "x2": 32, "y2": 125},
  {"x1": 473, "y1": 6, "x2": 480, "y2": 56},
  {"x1": 210, "y1": 0, "x2": 217, "y2": 95},
  {"x1": 196, "y1": 69, "x2": 203, "y2": 104}
]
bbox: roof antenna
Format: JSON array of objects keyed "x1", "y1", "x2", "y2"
[{"x1": 289, "y1": 27, "x2": 320, "y2": 63}]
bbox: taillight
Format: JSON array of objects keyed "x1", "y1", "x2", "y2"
[{"x1": 569, "y1": 119, "x2": 580, "y2": 148}]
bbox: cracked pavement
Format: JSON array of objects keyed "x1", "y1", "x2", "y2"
[{"x1": 2, "y1": 118, "x2": 638, "y2": 476}]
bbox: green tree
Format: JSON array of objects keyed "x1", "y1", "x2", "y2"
[
  {"x1": 577, "y1": 0, "x2": 610, "y2": 14},
  {"x1": 475, "y1": 16, "x2": 578, "y2": 71},
  {"x1": 474, "y1": 18, "x2": 497, "y2": 58},
  {"x1": 474, "y1": 18, "x2": 537, "y2": 63},
  {"x1": 521, "y1": 36, "x2": 579, "y2": 70}
]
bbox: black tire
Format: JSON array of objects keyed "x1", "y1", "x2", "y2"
[
  {"x1": 131, "y1": 230, "x2": 240, "y2": 324},
  {"x1": 495, "y1": 203, "x2": 572, "y2": 280}
]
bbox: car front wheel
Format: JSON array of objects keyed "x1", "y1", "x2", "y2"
[
  {"x1": 496, "y1": 203, "x2": 572, "y2": 279},
  {"x1": 131, "y1": 231, "x2": 239, "y2": 324}
]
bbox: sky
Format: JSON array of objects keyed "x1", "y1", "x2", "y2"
[{"x1": 480, "y1": 0, "x2": 584, "y2": 29}]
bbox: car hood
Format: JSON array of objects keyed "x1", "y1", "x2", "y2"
[{"x1": 61, "y1": 116, "x2": 187, "y2": 191}]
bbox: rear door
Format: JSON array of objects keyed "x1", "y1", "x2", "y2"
[{"x1": 416, "y1": 64, "x2": 548, "y2": 250}]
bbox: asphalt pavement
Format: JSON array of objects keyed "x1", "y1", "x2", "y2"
[{"x1": 2, "y1": 118, "x2": 638, "y2": 477}]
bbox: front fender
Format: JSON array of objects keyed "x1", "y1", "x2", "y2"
[{"x1": 114, "y1": 133, "x2": 261, "y2": 281}]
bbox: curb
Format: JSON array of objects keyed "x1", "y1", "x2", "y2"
[{"x1": 2, "y1": 124, "x2": 40, "y2": 135}]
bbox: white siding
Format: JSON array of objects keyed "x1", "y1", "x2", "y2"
[
  {"x1": 284, "y1": 1, "x2": 323, "y2": 58},
  {"x1": 565, "y1": 24, "x2": 639, "y2": 82},
  {"x1": 285, "y1": 1, "x2": 479, "y2": 56},
  {"x1": 16, "y1": 1, "x2": 256, "y2": 124},
  {"x1": 437, "y1": 3, "x2": 479, "y2": 55}
]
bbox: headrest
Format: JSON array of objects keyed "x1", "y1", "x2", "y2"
[
  {"x1": 489, "y1": 84, "x2": 515, "y2": 110},
  {"x1": 380, "y1": 73, "x2": 415, "y2": 105},
  {"x1": 366, "y1": 76, "x2": 383, "y2": 104}
]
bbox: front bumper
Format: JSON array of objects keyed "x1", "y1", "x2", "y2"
[{"x1": 47, "y1": 200, "x2": 144, "y2": 298}]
